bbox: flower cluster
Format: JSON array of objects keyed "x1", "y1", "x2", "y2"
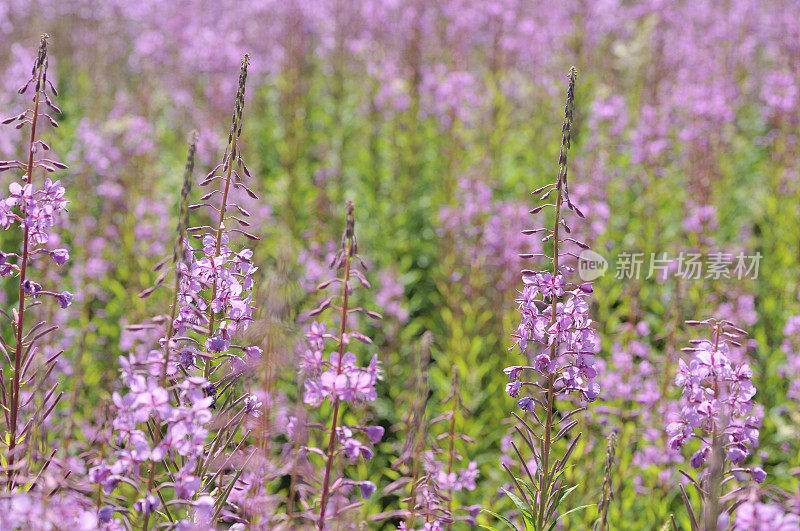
[
  {"x1": 0, "y1": 490, "x2": 107, "y2": 530},
  {"x1": 375, "y1": 268, "x2": 409, "y2": 323},
  {"x1": 176, "y1": 234, "x2": 257, "y2": 354},
  {"x1": 666, "y1": 319, "x2": 763, "y2": 474},
  {"x1": 92, "y1": 368, "x2": 213, "y2": 499},
  {"x1": 0, "y1": 177, "x2": 71, "y2": 304},
  {"x1": 425, "y1": 455, "x2": 478, "y2": 494},
  {"x1": 1, "y1": 178, "x2": 67, "y2": 246},
  {"x1": 176, "y1": 54, "x2": 260, "y2": 370},
  {"x1": 302, "y1": 345, "x2": 381, "y2": 407},
  {"x1": 591, "y1": 320, "x2": 684, "y2": 490},
  {"x1": 437, "y1": 176, "x2": 532, "y2": 293},
  {"x1": 508, "y1": 273, "x2": 600, "y2": 403},
  {"x1": 506, "y1": 68, "x2": 601, "y2": 413},
  {"x1": 597, "y1": 321, "x2": 660, "y2": 407}
]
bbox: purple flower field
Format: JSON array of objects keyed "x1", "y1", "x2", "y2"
[{"x1": 1, "y1": 1, "x2": 800, "y2": 529}]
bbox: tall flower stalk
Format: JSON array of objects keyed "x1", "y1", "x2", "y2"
[
  {"x1": 159, "y1": 131, "x2": 198, "y2": 383},
  {"x1": 501, "y1": 67, "x2": 600, "y2": 530},
  {"x1": 394, "y1": 331, "x2": 433, "y2": 526},
  {"x1": 188, "y1": 54, "x2": 259, "y2": 379},
  {"x1": 317, "y1": 208, "x2": 355, "y2": 527},
  {"x1": 594, "y1": 433, "x2": 617, "y2": 531},
  {"x1": 0, "y1": 34, "x2": 71, "y2": 490},
  {"x1": 138, "y1": 132, "x2": 198, "y2": 530},
  {"x1": 177, "y1": 53, "x2": 261, "y2": 387},
  {"x1": 296, "y1": 200, "x2": 383, "y2": 528},
  {"x1": 407, "y1": 366, "x2": 480, "y2": 530}
]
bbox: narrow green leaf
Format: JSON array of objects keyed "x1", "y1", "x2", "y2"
[
  {"x1": 502, "y1": 488, "x2": 535, "y2": 529},
  {"x1": 517, "y1": 478, "x2": 539, "y2": 507},
  {"x1": 545, "y1": 504, "x2": 595, "y2": 531},
  {"x1": 482, "y1": 508, "x2": 520, "y2": 531},
  {"x1": 551, "y1": 483, "x2": 580, "y2": 507}
]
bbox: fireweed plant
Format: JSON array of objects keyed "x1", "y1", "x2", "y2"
[
  {"x1": 490, "y1": 67, "x2": 601, "y2": 530},
  {"x1": 0, "y1": 34, "x2": 72, "y2": 489},
  {"x1": 90, "y1": 55, "x2": 262, "y2": 528},
  {"x1": 380, "y1": 331, "x2": 443, "y2": 527},
  {"x1": 593, "y1": 432, "x2": 617, "y2": 531},
  {"x1": 401, "y1": 367, "x2": 480, "y2": 530},
  {"x1": 666, "y1": 319, "x2": 766, "y2": 529},
  {"x1": 391, "y1": 331, "x2": 436, "y2": 526},
  {"x1": 296, "y1": 200, "x2": 383, "y2": 528},
  {"x1": 0, "y1": 35, "x2": 118, "y2": 531}
]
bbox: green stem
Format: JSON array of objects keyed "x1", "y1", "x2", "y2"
[
  {"x1": 703, "y1": 325, "x2": 724, "y2": 530},
  {"x1": 446, "y1": 384, "x2": 458, "y2": 524}
]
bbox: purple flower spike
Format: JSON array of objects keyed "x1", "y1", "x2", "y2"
[
  {"x1": 666, "y1": 320, "x2": 760, "y2": 463},
  {"x1": 0, "y1": 34, "x2": 74, "y2": 490},
  {"x1": 299, "y1": 201, "x2": 385, "y2": 529},
  {"x1": 502, "y1": 68, "x2": 600, "y2": 531},
  {"x1": 666, "y1": 319, "x2": 767, "y2": 527}
]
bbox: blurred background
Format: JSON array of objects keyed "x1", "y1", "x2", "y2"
[{"x1": 1, "y1": 0, "x2": 799, "y2": 528}]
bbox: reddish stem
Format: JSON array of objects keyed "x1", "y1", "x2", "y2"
[
  {"x1": 318, "y1": 250, "x2": 353, "y2": 529},
  {"x1": 7, "y1": 66, "x2": 42, "y2": 490}
]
